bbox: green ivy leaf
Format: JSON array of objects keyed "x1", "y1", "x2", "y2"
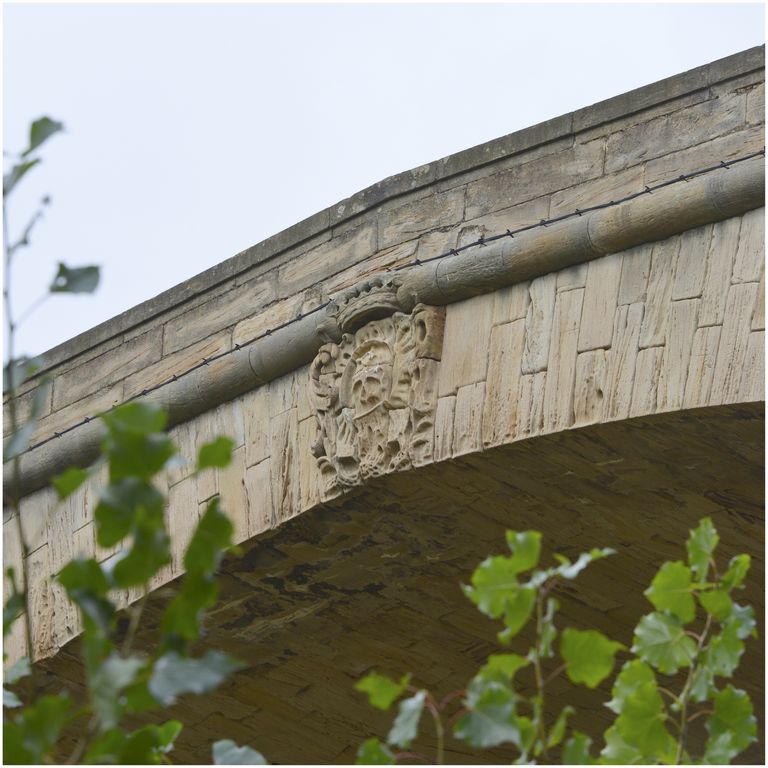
[
  {"x1": 90, "y1": 653, "x2": 145, "y2": 729},
  {"x1": 726, "y1": 602, "x2": 757, "y2": 639},
  {"x1": 24, "y1": 116, "x2": 65, "y2": 156},
  {"x1": 3, "y1": 581, "x2": 25, "y2": 638},
  {"x1": 5, "y1": 694, "x2": 72, "y2": 763},
  {"x1": 463, "y1": 555, "x2": 523, "y2": 619},
  {"x1": 148, "y1": 651, "x2": 244, "y2": 706},
  {"x1": 498, "y1": 587, "x2": 536, "y2": 644},
  {"x1": 547, "y1": 705, "x2": 574, "y2": 749},
  {"x1": 356, "y1": 738, "x2": 395, "y2": 765},
  {"x1": 631, "y1": 612, "x2": 696, "y2": 674},
  {"x1": 703, "y1": 686, "x2": 757, "y2": 763},
  {"x1": 111, "y1": 513, "x2": 171, "y2": 588},
  {"x1": 615, "y1": 678, "x2": 675, "y2": 761},
  {"x1": 686, "y1": 517, "x2": 718, "y2": 583},
  {"x1": 606, "y1": 659, "x2": 656, "y2": 715},
  {"x1": 4, "y1": 687, "x2": 22, "y2": 708},
  {"x1": 644, "y1": 561, "x2": 696, "y2": 623},
  {"x1": 161, "y1": 570, "x2": 219, "y2": 647},
  {"x1": 184, "y1": 496, "x2": 234, "y2": 574},
  {"x1": 355, "y1": 672, "x2": 411, "y2": 711},
  {"x1": 599, "y1": 725, "x2": 645, "y2": 764},
  {"x1": 698, "y1": 589, "x2": 733, "y2": 621},
  {"x1": 689, "y1": 664, "x2": 716, "y2": 704},
  {"x1": 722, "y1": 554, "x2": 750, "y2": 591},
  {"x1": 58, "y1": 558, "x2": 113, "y2": 634},
  {"x1": 86, "y1": 721, "x2": 182, "y2": 764},
  {"x1": 3, "y1": 159, "x2": 40, "y2": 196},
  {"x1": 703, "y1": 622, "x2": 744, "y2": 678},
  {"x1": 50, "y1": 263, "x2": 100, "y2": 294},
  {"x1": 560, "y1": 628, "x2": 623, "y2": 688},
  {"x1": 387, "y1": 690, "x2": 426, "y2": 748},
  {"x1": 477, "y1": 653, "x2": 529, "y2": 683},
  {"x1": 561, "y1": 731, "x2": 595, "y2": 764},
  {"x1": 95, "y1": 478, "x2": 165, "y2": 547},
  {"x1": 213, "y1": 739, "x2": 268, "y2": 764},
  {"x1": 504, "y1": 530, "x2": 541, "y2": 573},
  {"x1": 198, "y1": 436, "x2": 235, "y2": 471},
  {"x1": 52, "y1": 466, "x2": 89, "y2": 500},
  {"x1": 454, "y1": 681, "x2": 533, "y2": 751}
]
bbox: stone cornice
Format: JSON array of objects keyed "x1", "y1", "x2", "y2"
[
  {"x1": 31, "y1": 46, "x2": 765, "y2": 376},
  {"x1": 6, "y1": 153, "x2": 764, "y2": 499}
]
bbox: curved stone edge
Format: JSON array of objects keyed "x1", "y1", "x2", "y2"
[
  {"x1": 5, "y1": 156, "x2": 765, "y2": 499},
  {"x1": 30, "y1": 47, "x2": 765, "y2": 377}
]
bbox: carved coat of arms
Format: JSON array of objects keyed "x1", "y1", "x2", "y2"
[{"x1": 309, "y1": 279, "x2": 445, "y2": 496}]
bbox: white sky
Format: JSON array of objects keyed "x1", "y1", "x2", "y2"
[{"x1": 3, "y1": 2, "x2": 765, "y2": 358}]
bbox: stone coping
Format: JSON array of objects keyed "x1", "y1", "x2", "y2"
[{"x1": 33, "y1": 45, "x2": 765, "y2": 375}]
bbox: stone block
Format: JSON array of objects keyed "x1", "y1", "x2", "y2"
[
  {"x1": 218, "y1": 445, "x2": 248, "y2": 544},
  {"x1": 710, "y1": 282, "x2": 760, "y2": 404},
  {"x1": 515, "y1": 371, "x2": 546, "y2": 440},
  {"x1": 731, "y1": 207, "x2": 764, "y2": 284},
  {"x1": 482, "y1": 319, "x2": 526, "y2": 448},
  {"x1": 452, "y1": 383, "x2": 485, "y2": 457},
  {"x1": 492, "y1": 281, "x2": 530, "y2": 325},
  {"x1": 53, "y1": 327, "x2": 162, "y2": 412},
  {"x1": 550, "y1": 165, "x2": 643, "y2": 218},
  {"x1": 574, "y1": 349, "x2": 608, "y2": 427},
  {"x1": 673, "y1": 224, "x2": 712, "y2": 300},
  {"x1": 465, "y1": 140, "x2": 604, "y2": 220},
  {"x1": 521, "y1": 273, "x2": 557, "y2": 374},
  {"x1": 124, "y1": 331, "x2": 231, "y2": 400},
  {"x1": 163, "y1": 276, "x2": 275, "y2": 355},
  {"x1": 605, "y1": 91, "x2": 746, "y2": 173},
  {"x1": 617, "y1": 243, "x2": 652, "y2": 305},
  {"x1": 269, "y1": 407, "x2": 299, "y2": 526},
  {"x1": 543, "y1": 288, "x2": 584, "y2": 432},
  {"x1": 699, "y1": 216, "x2": 742, "y2": 327},
  {"x1": 278, "y1": 222, "x2": 377, "y2": 295},
  {"x1": 643, "y1": 123, "x2": 765, "y2": 186},
  {"x1": 657, "y1": 299, "x2": 699, "y2": 412},
  {"x1": 739, "y1": 331, "x2": 765, "y2": 402},
  {"x1": 578, "y1": 254, "x2": 623, "y2": 352},
  {"x1": 630, "y1": 346, "x2": 663, "y2": 417},
  {"x1": 379, "y1": 189, "x2": 465, "y2": 250},
  {"x1": 438, "y1": 294, "x2": 494, "y2": 397},
  {"x1": 683, "y1": 326, "x2": 721, "y2": 409},
  {"x1": 245, "y1": 459, "x2": 274, "y2": 536},
  {"x1": 433, "y1": 396, "x2": 455, "y2": 462},
  {"x1": 243, "y1": 384, "x2": 272, "y2": 468},
  {"x1": 605, "y1": 302, "x2": 644, "y2": 420},
  {"x1": 639, "y1": 237, "x2": 680, "y2": 349}
]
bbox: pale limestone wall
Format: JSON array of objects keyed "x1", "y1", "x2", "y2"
[{"x1": 4, "y1": 206, "x2": 763, "y2": 664}]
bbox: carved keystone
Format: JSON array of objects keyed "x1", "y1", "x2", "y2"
[{"x1": 309, "y1": 302, "x2": 445, "y2": 499}]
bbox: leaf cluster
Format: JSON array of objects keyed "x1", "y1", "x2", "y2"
[{"x1": 354, "y1": 520, "x2": 757, "y2": 765}]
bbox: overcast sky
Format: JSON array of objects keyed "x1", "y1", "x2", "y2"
[{"x1": 3, "y1": 2, "x2": 764, "y2": 358}]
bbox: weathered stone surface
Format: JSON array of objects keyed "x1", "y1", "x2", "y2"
[
  {"x1": 433, "y1": 396, "x2": 455, "y2": 462},
  {"x1": 574, "y1": 349, "x2": 608, "y2": 427},
  {"x1": 550, "y1": 165, "x2": 643, "y2": 217},
  {"x1": 452, "y1": 382, "x2": 485, "y2": 457},
  {"x1": 606, "y1": 302, "x2": 644, "y2": 419},
  {"x1": 657, "y1": 299, "x2": 699, "y2": 411},
  {"x1": 543, "y1": 288, "x2": 584, "y2": 431},
  {"x1": 639, "y1": 238, "x2": 680, "y2": 349},
  {"x1": 52, "y1": 328, "x2": 162, "y2": 411},
  {"x1": 673, "y1": 224, "x2": 712, "y2": 300},
  {"x1": 710, "y1": 282, "x2": 760, "y2": 403},
  {"x1": 683, "y1": 326, "x2": 722, "y2": 409},
  {"x1": 492, "y1": 281, "x2": 530, "y2": 324},
  {"x1": 605, "y1": 91, "x2": 746, "y2": 173},
  {"x1": 378, "y1": 189, "x2": 464, "y2": 249},
  {"x1": 465, "y1": 140, "x2": 604, "y2": 220},
  {"x1": 438, "y1": 295, "x2": 493, "y2": 396},
  {"x1": 482, "y1": 320, "x2": 526, "y2": 447},
  {"x1": 521, "y1": 273, "x2": 557, "y2": 374},
  {"x1": 617, "y1": 244, "x2": 652, "y2": 305},
  {"x1": 700, "y1": 216, "x2": 742, "y2": 326},
  {"x1": 731, "y1": 206, "x2": 764, "y2": 283},
  {"x1": 630, "y1": 346, "x2": 662, "y2": 417},
  {"x1": 578, "y1": 255, "x2": 623, "y2": 351}
]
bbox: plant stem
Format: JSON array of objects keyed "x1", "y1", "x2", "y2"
[
  {"x1": 3, "y1": 196, "x2": 39, "y2": 698},
  {"x1": 675, "y1": 613, "x2": 712, "y2": 764},
  {"x1": 532, "y1": 590, "x2": 548, "y2": 759},
  {"x1": 425, "y1": 697, "x2": 445, "y2": 765},
  {"x1": 121, "y1": 585, "x2": 148, "y2": 657}
]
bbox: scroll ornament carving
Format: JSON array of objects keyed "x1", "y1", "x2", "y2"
[{"x1": 309, "y1": 293, "x2": 445, "y2": 496}]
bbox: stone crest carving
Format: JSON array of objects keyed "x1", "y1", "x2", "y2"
[{"x1": 309, "y1": 279, "x2": 445, "y2": 495}]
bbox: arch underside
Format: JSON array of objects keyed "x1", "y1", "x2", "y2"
[{"x1": 41, "y1": 403, "x2": 764, "y2": 764}]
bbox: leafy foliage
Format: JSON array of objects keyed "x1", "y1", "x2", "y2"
[{"x1": 355, "y1": 519, "x2": 757, "y2": 764}]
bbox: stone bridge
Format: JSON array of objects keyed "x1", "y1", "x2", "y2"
[{"x1": 4, "y1": 47, "x2": 765, "y2": 762}]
